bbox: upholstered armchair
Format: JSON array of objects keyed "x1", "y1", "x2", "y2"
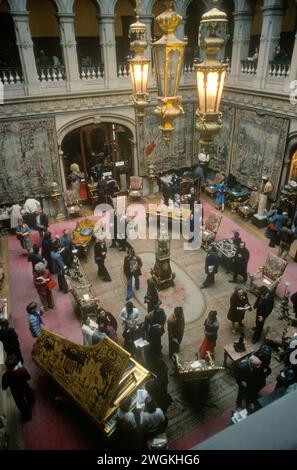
[
  {"x1": 237, "y1": 191, "x2": 260, "y2": 219},
  {"x1": 202, "y1": 212, "x2": 222, "y2": 248},
  {"x1": 129, "y1": 176, "x2": 143, "y2": 199},
  {"x1": 63, "y1": 190, "x2": 82, "y2": 218},
  {"x1": 249, "y1": 253, "x2": 288, "y2": 295}
]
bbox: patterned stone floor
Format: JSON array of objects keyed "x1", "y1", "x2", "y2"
[{"x1": 80, "y1": 202, "x2": 289, "y2": 444}]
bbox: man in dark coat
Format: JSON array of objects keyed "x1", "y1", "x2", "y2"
[
  {"x1": 123, "y1": 248, "x2": 142, "y2": 301},
  {"x1": 50, "y1": 242, "x2": 68, "y2": 293},
  {"x1": 2, "y1": 355, "x2": 35, "y2": 420},
  {"x1": 229, "y1": 241, "x2": 250, "y2": 283},
  {"x1": 0, "y1": 319, "x2": 24, "y2": 364},
  {"x1": 94, "y1": 236, "x2": 111, "y2": 282},
  {"x1": 290, "y1": 291, "x2": 297, "y2": 318},
  {"x1": 33, "y1": 209, "x2": 49, "y2": 242},
  {"x1": 201, "y1": 244, "x2": 219, "y2": 288},
  {"x1": 235, "y1": 355, "x2": 267, "y2": 408},
  {"x1": 252, "y1": 286, "x2": 275, "y2": 343}
]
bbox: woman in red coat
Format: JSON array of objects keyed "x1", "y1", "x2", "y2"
[
  {"x1": 199, "y1": 311, "x2": 219, "y2": 359},
  {"x1": 33, "y1": 262, "x2": 54, "y2": 310}
]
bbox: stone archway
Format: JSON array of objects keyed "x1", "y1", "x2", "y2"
[
  {"x1": 56, "y1": 113, "x2": 136, "y2": 191},
  {"x1": 279, "y1": 131, "x2": 297, "y2": 193}
]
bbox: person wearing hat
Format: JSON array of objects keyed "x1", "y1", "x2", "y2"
[
  {"x1": 94, "y1": 235, "x2": 112, "y2": 282},
  {"x1": 33, "y1": 262, "x2": 55, "y2": 310}
]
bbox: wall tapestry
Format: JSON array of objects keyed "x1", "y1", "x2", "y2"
[
  {"x1": 140, "y1": 102, "x2": 196, "y2": 175},
  {"x1": 207, "y1": 104, "x2": 234, "y2": 175},
  {"x1": 0, "y1": 117, "x2": 59, "y2": 204},
  {"x1": 231, "y1": 109, "x2": 289, "y2": 198}
]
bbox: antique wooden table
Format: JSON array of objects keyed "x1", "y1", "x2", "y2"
[{"x1": 223, "y1": 341, "x2": 255, "y2": 368}]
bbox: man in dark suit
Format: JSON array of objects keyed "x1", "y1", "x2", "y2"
[
  {"x1": 34, "y1": 209, "x2": 49, "y2": 242},
  {"x1": 94, "y1": 236, "x2": 112, "y2": 282},
  {"x1": 201, "y1": 244, "x2": 219, "y2": 289},
  {"x1": 229, "y1": 241, "x2": 250, "y2": 283},
  {"x1": 235, "y1": 355, "x2": 267, "y2": 408}
]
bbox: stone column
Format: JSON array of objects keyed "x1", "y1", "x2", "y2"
[
  {"x1": 254, "y1": 0, "x2": 285, "y2": 88},
  {"x1": 140, "y1": 14, "x2": 152, "y2": 60},
  {"x1": 10, "y1": 10, "x2": 40, "y2": 95},
  {"x1": 98, "y1": 14, "x2": 118, "y2": 85},
  {"x1": 176, "y1": 17, "x2": 186, "y2": 42},
  {"x1": 286, "y1": 32, "x2": 297, "y2": 91},
  {"x1": 229, "y1": 11, "x2": 253, "y2": 82},
  {"x1": 57, "y1": 12, "x2": 80, "y2": 91}
]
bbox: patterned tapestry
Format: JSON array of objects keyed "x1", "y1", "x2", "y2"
[
  {"x1": 231, "y1": 109, "x2": 289, "y2": 198},
  {"x1": 0, "y1": 117, "x2": 59, "y2": 204},
  {"x1": 208, "y1": 105, "x2": 234, "y2": 175},
  {"x1": 140, "y1": 102, "x2": 196, "y2": 175}
]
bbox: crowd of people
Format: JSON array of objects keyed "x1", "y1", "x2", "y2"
[{"x1": 2, "y1": 189, "x2": 297, "y2": 449}]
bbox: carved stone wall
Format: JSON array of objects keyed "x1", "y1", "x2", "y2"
[{"x1": 0, "y1": 117, "x2": 59, "y2": 203}]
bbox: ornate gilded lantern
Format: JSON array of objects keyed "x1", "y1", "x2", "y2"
[
  {"x1": 152, "y1": 0, "x2": 186, "y2": 143},
  {"x1": 129, "y1": 2, "x2": 150, "y2": 121},
  {"x1": 195, "y1": 0, "x2": 228, "y2": 151}
]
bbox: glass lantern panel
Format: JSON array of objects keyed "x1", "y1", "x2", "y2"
[
  {"x1": 130, "y1": 62, "x2": 149, "y2": 94},
  {"x1": 215, "y1": 70, "x2": 226, "y2": 112},
  {"x1": 206, "y1": 71, "x2": 219, "y2": 113},
  {"x1": 196, "y1": 70, "x2": 206, "y2": 114},
  {"x1": 153, "y1": 46, "x2": 166, "y2": 96},
  {"x1": 166, "y1": 49, "x2": 182, "y2": 96}
]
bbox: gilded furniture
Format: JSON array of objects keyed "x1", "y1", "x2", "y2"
[
  {"x1": 63, "y1": 190, "x2": 82, "y2": 218},
  {"x1": 202, "y1": 212, "x2": 222, "y2": 248},
  {"x1": 151, "y1": 237, "x2": 175, "y2": 290},
  {"x1": 173, "y1": 352, "x2": 224, "y2": 383},
  {"x1": 146, "y1": 205, "x2": 192, "y2": 224},
  {"x1": 237, "y1": 191, "x2": 260, "y2": 219},
  {"x1": 249, "y1": 253, "x2": 288, "y2": 295},
  {"x1": 129, "y1": 176, "x2": 143, "y2": 199},
  {"x1": 32, "y1": 330, "x2": 150, "y2": 437},
  {"x1": 214, "y1": 238, "x2": 237, "y2": 271},
  {"x1": 71, "y1": 218, "x2": 96, "y2": 256}
]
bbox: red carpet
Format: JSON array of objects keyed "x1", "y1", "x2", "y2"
[
  {"x1": 8, "y1": 234, "x2": 100, "y2": 449},
  {"x1": 6, "y1": 202, "x2": 297, "y2": 449}
]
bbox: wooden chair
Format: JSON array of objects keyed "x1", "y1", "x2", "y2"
[
  {"x1": 63, "y1": 190, "x2": 82, "y2": 218},
  {"x1": 129, "y1": 176, "x2": 143, "y2": 200},
  {"x1": 237, "y1": 191, "x2": 259, "y2": 219},
  {"x1": 249, "y1": 253, "x2": 288, "y2": 295}
]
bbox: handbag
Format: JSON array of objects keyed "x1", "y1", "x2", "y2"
[{"x1": 47, "y1": 277, "x2": 57, "y2": 290}]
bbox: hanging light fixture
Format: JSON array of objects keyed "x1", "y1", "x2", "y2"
[
  {"x1": 152, "y1": 1, "x2": 186, "y2": 143},
  {"x1": 195, "y1": 0, "x2": 228, "y2": 151},
  {"x1": 128, "y1": 1, "x2": 150, "y2": 121}
]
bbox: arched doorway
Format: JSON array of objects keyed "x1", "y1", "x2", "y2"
[
  {"x1": 289, "y1": 149, "x2": 297, "y2": 182},
  {"x1": 61, "y1": 122, "x2": 133, "y2": 199}
]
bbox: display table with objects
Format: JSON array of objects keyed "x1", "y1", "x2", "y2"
[
  {"x1": 223, "y1": 341, "x2": 255, "y2": 369},
  {"x1": 214, "y1": 239, "x2": 237, "y2": 271},
  {"x1": 225, "y1": 186, "x2": 251, "y2": 212},
  {"x1": 71, "y1": 218, "x2": 96, "y2": 256},
  {"x1": 146, "y1": 205, "x2": 192, "y2": 226}
]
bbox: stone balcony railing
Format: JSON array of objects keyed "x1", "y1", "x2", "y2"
[
  {"x1": 79, "y1": 64, "x2": 104, "y2": 80},
  {"x1": 117, "y1": 63, "x2": 130, "y2": 78},
  {"x1": 241, "y1": 60, "x2": 258, "y2": 75},
  {"x1": 0, "y1": 67, "x2": 23, "y2": 85},
  {"x1": 268, "y1": 62, "x2": 290, "y2": 79},
  {"x1": 37, "y1": 65, "x2": 66, "y2": 83}
]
